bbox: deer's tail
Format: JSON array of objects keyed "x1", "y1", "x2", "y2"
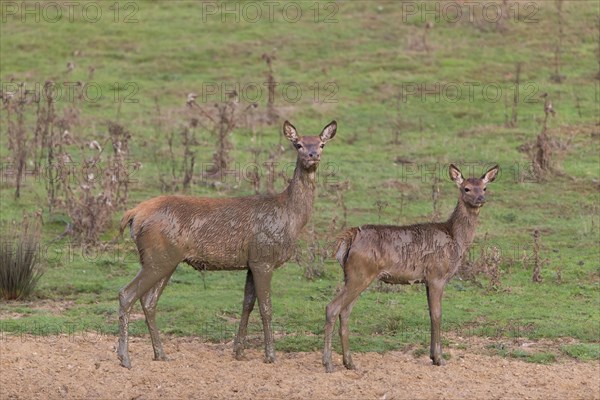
[
  {"x1": 119, "y1": 207, "x2": 137, "y2": 239},
  {"x1": 335, "y1": 227, "x2": 359, "y2": 269}
]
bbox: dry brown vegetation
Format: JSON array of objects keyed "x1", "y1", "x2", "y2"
[
  {"x1": 519, "y1": 93, "x2": 573, "y2": 181},
  {"x1": 2, "y1": 60, "x2": 284, "y2": 244},
  {"x1": 460, "y1": 233, "x2": 504, "y2": 290}
]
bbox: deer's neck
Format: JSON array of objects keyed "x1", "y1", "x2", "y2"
[
  {"x1": 447, "y1": 200, "x2": 480, "y2": 255},
  {"x1": 284, "y1": 159, "x2": 317, "y2": 229}
]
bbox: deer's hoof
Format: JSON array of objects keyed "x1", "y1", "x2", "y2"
[
  {"x1": 324, "y1": 363, "x2": 335, "y2": 373},
  {"x1": 153, "y1": 355, "x2": 169, "y2": 362},
  {"x1": 234, "y1": 351, "x2": 247, "y2": 361},
  {"x1": 118, "y1": 356, "x2": 132, "y2": 369},
  {"x1": 344, "y1": 361, "x2": 356, "y2": 370},
  {"x1": 117, "y1": 350, "x2": 131, "y2": 369},
  {"x1": 264, "y1": 356, "x2": 276, "y2": 364},
  {"x1": 233, "y1": 341, "x2": 243, "y2": 355},
  {"x1": 432, "y1": 357, "x2": 446, "y2": 366}
]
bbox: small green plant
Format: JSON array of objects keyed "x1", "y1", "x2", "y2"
[
  {"x1": 510, "y1": 350, "x2": 557, "y2": 364},
  {"x1": 487, "y1": 344, "x2": 558, "y2": 364},
  {"x1": 412, "y1": 346, "x2": 428, "y2": 358},
  {"x1": 0, "y1": 216, "x2": 44, "y2": 300},
  {"x1": 561, "y1": 344, "x2": 600, "y2": 361},
  {"x1": 375, "y1": 315, "x2": 403, "y2": 335}
]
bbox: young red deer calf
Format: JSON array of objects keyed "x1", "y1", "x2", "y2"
[
  {"x1": 322, "y1": 164, "x2": 499, "y2": 372},
  {"x1": 117, "y1": 120, "x2": 337, "y2": 368}
]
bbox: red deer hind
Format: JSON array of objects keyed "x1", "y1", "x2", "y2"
[
  {"x1": 323, "y1": 163, "x2": 499, "y2": 372},
  {"x1": 117, "y1": 120, "x2": 337, "y2": 368}
]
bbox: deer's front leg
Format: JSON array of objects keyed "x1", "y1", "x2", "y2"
[
  {"x1": 249, "y1": 264, "x2": 275, "y2": 363},
  {"x1": 426, "y1": 282, "x2": 445, "y2": 366},
  {"x1": 234, "y1": 269, "x2": 257, "y2": 360}
]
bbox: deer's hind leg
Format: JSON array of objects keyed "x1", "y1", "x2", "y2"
[
  {"x1": 118, "y1": 242, "x2": 181, "y2": 369},
  {"x1": 339, "y1": 297, "x2": 359, "y2": 370},
  {"x1": 140, "y1": 268, "x2": 176, "y2": 361},
  {"x1": 323, "y1": 264, "x2": 375, "y2": 372}
]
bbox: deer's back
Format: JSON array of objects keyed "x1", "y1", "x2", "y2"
[
  {"x1": 346, "y1": 224, "x2": 461, "y2": 284},
  {"x1": 129, "y1": 194, "x2": 298, "y2": 270}
]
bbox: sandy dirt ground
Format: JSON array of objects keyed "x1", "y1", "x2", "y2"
[{"x1": 0, "y1": 334, "x2": 598, "y2": 400}]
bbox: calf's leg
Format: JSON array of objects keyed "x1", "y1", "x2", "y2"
[
  {"x1": 339, "y1": 297, "x2": 359, "y2": 370},
  {"x1": 323, "y1": 265, "x2": 374, "y2": 372}
]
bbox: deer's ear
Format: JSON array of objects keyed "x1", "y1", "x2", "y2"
[
  {"x1": 319, "y1": 120, "x2": 337, "y2": 142},
  {"x1": 449, "y1": 164, "x2": 464, "y2": 186},
  {"x1": 283, "y1": 121, "x2": 299, "y2": 143},
  {"x1": 481, "y1": 164, "x2": 499, "y2": 184}
]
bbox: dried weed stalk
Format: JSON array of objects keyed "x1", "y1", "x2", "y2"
[
  {"x1": 550, "y1": 0, "x2": 566, "y2": 83},
  {"x1": 532, "y1": 229, "x2": 544, "y2": 283},
  {"x1": 519, "y1": 94, "x2": 571, "y2": 180},
  {"x1": 262, "y1": 52, "x2": 279, "y2": 125},
  {"x1": 2, "y1": 87, "x2": 28, "y2": 199},
  {"x1": 431, "y1": 177, "x2": 441, "y2": 222},
  {"x1": 60, "y1": 123, "x2": 135, "y2": 244},
  {"x1": 296, "y1": 224, "x2": 327, "y2": 281},
  {"x1": 460, "y1": 233, "x2": 503, "y2": 290},
  {"x1": 190, "y1": 93, "x2": 257, "y2": 180},
  {"x1": 505, "y1": 62, "x2": 522, "y2": 128}
]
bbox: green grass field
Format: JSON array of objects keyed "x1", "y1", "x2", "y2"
[{"x1": 1, "y1": 1, "x2": 599, "y2": 362}]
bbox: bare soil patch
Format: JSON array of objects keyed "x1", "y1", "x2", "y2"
[{"x1": 0, "y1": 334, "x2": 598, "y2": 399}]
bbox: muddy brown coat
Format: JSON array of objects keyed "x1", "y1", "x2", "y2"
[
  {"x1": 117, "y1": 120, "x2": 337, "y2": 368},
  {"x1": 322, "y1": 164, "x2": 499, "y2": 372}
]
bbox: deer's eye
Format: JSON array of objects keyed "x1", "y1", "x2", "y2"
[
  {"x1": 320, "y1": 143, "x2": 325, "y2": 149},
  {"x1": 484, "y1": 187, "x2": 487, "y2": 191},
  {"x1": 464, "y1": 188, "x2": 470, "y2": 192},
  {"x1": 294, "y1": 143, "x2": 303, "y2": 150}
]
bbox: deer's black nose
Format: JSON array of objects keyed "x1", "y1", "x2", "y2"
[
  {"x1": 309, "y1": 153, "x2": 314, "y2": 158},
  {"x1": 476, "y1": 195, "x2": 485, "y2": 203}
]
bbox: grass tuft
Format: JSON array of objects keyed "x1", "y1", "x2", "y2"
[{"x1": 0, "y1": 217, "x2": 44, "y2": 301}]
